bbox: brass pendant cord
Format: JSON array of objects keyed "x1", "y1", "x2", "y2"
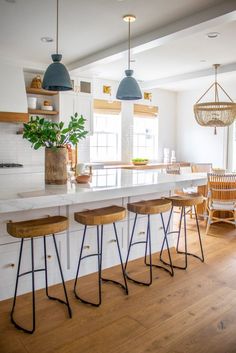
[
  {"x1": 128, "y1": 18, "x2": 131, "y2": 70},
  {"x1": 196, "y1": 64, "x2": 234, "y2": 104}
]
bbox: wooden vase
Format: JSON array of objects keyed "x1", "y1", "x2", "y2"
[{"x1": 45, "y1": 147, "x2": 67, "y2": 185}]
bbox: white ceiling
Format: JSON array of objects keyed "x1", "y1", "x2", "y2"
[
  {"x1": 78, "y1": 20, "x2": 236, "y2": 80},
  {"x1": 0, "y1": 0, "x2": 236, "y2": 91},
  {"x1": 0, "y1": 0, "x2": 229, "y2": 66}
]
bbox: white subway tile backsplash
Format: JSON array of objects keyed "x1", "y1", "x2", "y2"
[{"x1": 0, "y1": 123, "x2": 44, "y2": 165}]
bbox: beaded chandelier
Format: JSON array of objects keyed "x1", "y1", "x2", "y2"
[{"x1": 194, "y1": 64, "x2": 236, "y2": 134}]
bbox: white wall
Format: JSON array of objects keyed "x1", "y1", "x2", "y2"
[
  {"x1": 176, "y1": 81, "x2": 236, "y2": 168},
  {"x1": 0, "y1": 60, "x2": 27, "y2": 113},
  {"x1": 151, "y1": 89, "x2": 177, "y2": 162}
]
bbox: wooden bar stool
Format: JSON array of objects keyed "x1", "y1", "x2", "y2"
[
  {"x1": 125, "y1": 199, "x2": 174, "y2": 286},
  {"x1": 74, "y1": 205, "x2": 128, "y2": 307},
  {"x1": 7, "y1": 216, "x2": 72, "y2": 334},
  {"x1": 160, "y1": 194, "x2": 205, "y2": 270}
]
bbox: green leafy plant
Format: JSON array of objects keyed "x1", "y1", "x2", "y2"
[{"x1": 23, "y1": 113, "x2": 88, "y2": 150}]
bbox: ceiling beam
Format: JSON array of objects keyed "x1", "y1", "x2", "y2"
[
  {"x1": 140, "y1": 62, "x2": 236, "y2": 89},
  {"x1": 69, "y1": 0, "x2": 236, "y2": 73}
]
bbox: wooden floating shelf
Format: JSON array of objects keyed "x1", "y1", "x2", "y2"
[
  {"x1": 0, "y1": 112, "x2": 29, "y2": 123},
  {"x1": 26, "y1": 88, "x2": 58, "y2": 96},
  {"x1": 28, "y1": 109, "x2": 58, "y2": 116}
]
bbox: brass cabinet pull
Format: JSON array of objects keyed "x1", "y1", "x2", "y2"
[
  {"x1": 9, "y1": 263, "x2": 15, "y2": 268},
  {"x1": 47, "y1": 255, "x2": 52, "y2": 259},
  {"x1": 109, "y1": 239, "x2": 117, "y2": 243},
  {"x1": 83, "y1": 245, "x2": 90, "y2": 250},
  {"x1": 138, "y1": 231, "x2": 145, "y2": 235}
]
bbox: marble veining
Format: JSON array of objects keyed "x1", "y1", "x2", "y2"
[{"x1": 0, "y1": 168, "x2": 207, "y2": 213}]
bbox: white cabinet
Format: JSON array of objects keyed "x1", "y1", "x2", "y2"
[{"x1": 59, "y1": 92, "x2": 93, "y2": 135}]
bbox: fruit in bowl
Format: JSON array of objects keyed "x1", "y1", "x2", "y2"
[{"x1": 132, "y1": 158, "x2": 149, "y2": 166}]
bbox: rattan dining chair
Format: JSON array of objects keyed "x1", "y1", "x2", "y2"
[{"x1": 206, "y1": 173, "x2": 236, "y2": 235}]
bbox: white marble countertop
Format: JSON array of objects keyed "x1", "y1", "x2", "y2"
[{"x1": 0, "y1": 167, "x2": 207, "y2": 213}]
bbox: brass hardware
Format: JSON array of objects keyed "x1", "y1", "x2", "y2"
[
  {"x1": 144, "y1": 92, "x2": 152, "y2": 102},
  {"x1": 103, "y1": 85, "x2": 111, "y2": 95},
  {"x1": 83, "y1": 245, "x2": 90, "y2": 250},
  {"x1": 138, "y1": 231, "x2": 145, "y2": 235},
  {"x1": 9, "y1": 263, "x2": 15, "y2": 268},
  {"x1": 123, "y1": 15, "x2": 136, "y2": 22},
  {"x1": 47, "y1": 255, "x2": 52, "y2": 259},
  {"x1": 109, "y1": 239, "x2": 117, "y2": 243}
]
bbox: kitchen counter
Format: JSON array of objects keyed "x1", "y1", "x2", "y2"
[
  {"x1": 0, "y1": 168, "x2": 207, "y2": 213},
  {"x1": 0, "y1": 167, "x2": 207, "y2": 301}
]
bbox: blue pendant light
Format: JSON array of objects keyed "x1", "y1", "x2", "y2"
[
  {"x1": 116, "y1": 15, "x2": 142, "y2": 100},
  {"x1": 42, "y1": 0, "x2": 72, "y2": 91}
]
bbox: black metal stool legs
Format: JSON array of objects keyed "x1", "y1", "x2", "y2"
[
  {"x1": 50, "y1": 235, "x2": 72, "y2": 317},
  {"x1": 11, "y1": 238, "x2": 36, "y2": 334},
  {"x1": 74, "y1": 223, "x2": 128, "y2": 307},
  {"x1": 125, "y1": 214, "x2": 153, "y2": 286},
  {"x1": 145, "y1": 212, "x2": 174, "y2": 277},
  {"x1": 11, "y1": 236, "x2": 72, "y2": 334},
  {"x1": 176, "y1": 206, "x2": 205, "y2": 263},
  {"x1": 101, "y1": 223, "x2": 129, "y2": 294},
  {"x1": 160, "y1": 205, "x2": 204, "y2": 270}
]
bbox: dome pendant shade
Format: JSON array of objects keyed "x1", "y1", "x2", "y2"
[
  {"x1": 42, "y1": 0, "x2": 72, "y2": 91},
  {"x1": 116, "y1": 14, "x2": 142, "y2": 101},
  {"x1": 116, "y1": 69, "x2": 142, "y2": 100},
  {"x1": 42, "y1": 54, "x2": 72, "y2": 91}
]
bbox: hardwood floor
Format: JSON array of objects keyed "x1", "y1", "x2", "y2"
[{"x1": 1, "y1": 218, "x2": 236, "y2": 353}]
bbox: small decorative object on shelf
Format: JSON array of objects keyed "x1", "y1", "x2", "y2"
[
  {"x1": 27, "y1": 97, "x2": 37, "y2": 109},
  {"x1": 30, "y1": 75, "x2": 42, "y2": 89},
  {"x1": 23, "y1": 113, "x2": 88, "y2": 184},
  {"x1": 41, "y1": 100, "x2": 53, "y2": 111}
]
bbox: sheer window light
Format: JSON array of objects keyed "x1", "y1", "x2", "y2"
[
  {"x1": 90, "y1": 113, "x2": 121, "y2": 162},
  {"x1": 133, "y1": 116, "x2": 158, "y2": 160}
]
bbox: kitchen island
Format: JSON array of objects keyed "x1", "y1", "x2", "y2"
[{"x1": 0, "y1": 167, "x2": 207, "y2": 300}]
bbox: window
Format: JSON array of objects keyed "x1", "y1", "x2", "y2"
[
  {"x1": 133, "y1": 116, "x2": 158, "y2": 160},
  {"x1": 90, "y1": 112, "x2": 121, "y2": 162},
  {"x1": 133, "y1": 103, "x2": 158, "y2": 160}
]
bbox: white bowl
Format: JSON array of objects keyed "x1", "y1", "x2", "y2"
[{"x1": 41, "y1": 105, "x2": 53, "y2": 111}]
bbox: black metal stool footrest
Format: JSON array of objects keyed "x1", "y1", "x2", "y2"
[
  {"x1": 125, "y1": 271, "x2": 152, "y2": 286},
  {"x1": 160, "y1": 257, "x2": 187, "y2": 270},
  {"x1": 176, "y1": 250, "x2": 204, "y2": 262},
  {"x1": 145, "y1": 262, "x2": 174, "y2": 276},
  {"x1": 74, "y1": 290, "x2": 101, "y2": 307},
  {"x1": 101, "y1": 277, "x2": 128, "y2": 293}
]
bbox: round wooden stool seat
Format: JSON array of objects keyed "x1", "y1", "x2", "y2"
[
  {"x1": 165, "y1": 193, "x2": 204, "y2": 207},
  {"x1": 7, "y1": 216, "x2": 68, "y2": 238},
  {"x1": 74, "y1": 205, "x2": 126, "y2": 226},
  {"x1": 127, "y1": 199, "x2": 172, "y2": 215}
]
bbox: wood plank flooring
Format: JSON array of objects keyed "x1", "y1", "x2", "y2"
[{"x1": 0, "y1": 218, "x2": 236, "y2": 353}]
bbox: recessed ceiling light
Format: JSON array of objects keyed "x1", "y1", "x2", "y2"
[
  {"x1": 5, "y1": 0, "x2": 16, "y2": 3},
  {"x1": 41, "y1": 37, "x2": 54, "y2": 43},
  {"x1": 207, "y1": 32, "x2": 220, "y2": 39}
]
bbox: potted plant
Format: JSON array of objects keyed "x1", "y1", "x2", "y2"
[{"x1": 23, "y1": 113, "x2": 88, "y2": 184}]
